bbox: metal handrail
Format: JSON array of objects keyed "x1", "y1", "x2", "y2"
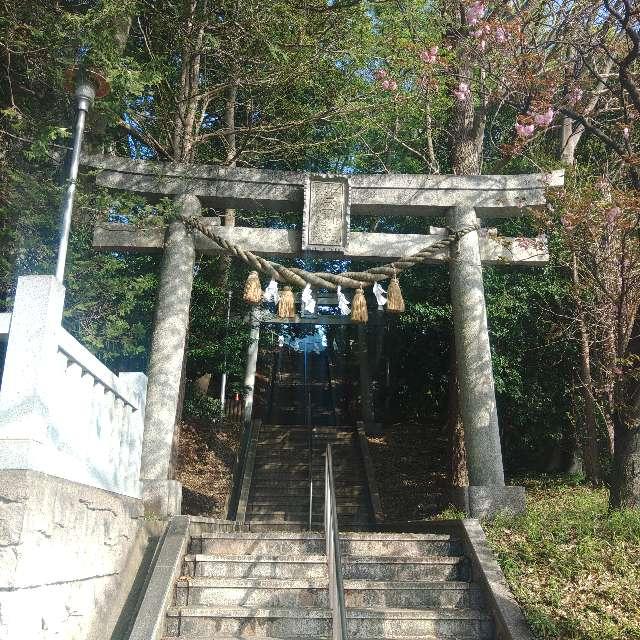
[
  {"x1": 325, "y1": 444, "x2": 348, "y2": 640},
  {"x1": 305, "y1": 346, "x2": 314, "y2": 530}
]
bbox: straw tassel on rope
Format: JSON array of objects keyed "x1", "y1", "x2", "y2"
[
  {"x1": 243, "y1": 271, "x2": 262, "y2": 305},
  {"x1": 386, "y1": 276, "x2": 405, "y2": 313},
  {"x1": 277, "y1": 286, "x2": 296, "y2": 318},
  {"x1": 351, "y1": 287, "x2": 368, "y2": 323}
]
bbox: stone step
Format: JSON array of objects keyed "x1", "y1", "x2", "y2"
[
  {"x1": 343, "y1": 556, "x2": 469, "y2": 581},
  {"x1": 184, "y1": 554, "x2": 329, "y2": 579},
  {"x1": 175, "y1": 577, "x2": 329, "y2": 607},
  {"x1": 241, "y1": 520, "x2": 375, "y2": 533},
  {"x1": 255, "y1": 445, "x2": 357, "y2": 456},
  {"x1": 250, "y1": 477, "x2": 364, "y2": 487},
  {"x1": 344, "y1": 607, "x2": 494, "y2": 639},
  {"x1": 164, "y1": 606, "x2": 493, "y2": 639},
  {"x1": 259, "y1": 425, "x2": 355, "y2": 433},
  {"x1": 174, "y1": 576, "x2": 482, "y2": 609},
  {"x1": 247, "y1": 500, "x2": 368, "y2": 510},
  {"x1": 189, "y1": 532, "x2": 325, "y2": 555},
  {"x1": 244, "y1": 511, "x2": 371, "y2": 523},
  {"x1": 164, "y1": 605, "x2": 332, "y2": 637},
  {"x1": 338, "y1": 532, "x2": 463, "y2": 557},
  {"x1": 249, "y1": 486, "x2": 365, "y2": 498},
  {"x1": 343, "y1": 580, "x2": 484, "y2": 609},
  {"x1": 245, "y1": 521, "x2": 313, "y2": 532}
]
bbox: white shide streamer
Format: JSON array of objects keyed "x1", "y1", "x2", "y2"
[
  {"x1": 337, "y1": 286, "x2": 351, "y2": 316},
  {"x1": 263, "y1": 279, "x2": 280, "y2": 303},
  {"x1": 373, "y1": 281, "x2": 387, "y2": 306},
  {"x1": 301, "y1": 284, "x2": 317, "y2": 314}
]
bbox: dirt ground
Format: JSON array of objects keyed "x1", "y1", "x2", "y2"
[{"x1": 175, "y1": 418, "x2": 242, "y2": 517}]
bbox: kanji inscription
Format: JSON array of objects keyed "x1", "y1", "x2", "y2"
[{"x1": 303, "y1": 176, "x2": 350, "y2": 253}]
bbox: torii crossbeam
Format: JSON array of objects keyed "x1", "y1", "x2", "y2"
[{"x1": 82, "y1": 153, "x2": 564, "y2": 518}]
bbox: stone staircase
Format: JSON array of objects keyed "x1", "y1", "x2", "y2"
[
  {"x1": 244, "y1": 423, "x2": 374, "y2": 530},
  {"x1": 163, "y1": 524, "x2": 494, "y2": 640}
]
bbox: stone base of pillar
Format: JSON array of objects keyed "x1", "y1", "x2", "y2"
[
  {"x1": 450, "y1": 485, "x2": 525, "y2": 519},
  {"x1": 142, "y1": 479, "x2": 182, "y2": 517}
]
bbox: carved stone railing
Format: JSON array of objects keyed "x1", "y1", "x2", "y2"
[{"x1": 0, "y1": 276, "x2": 147, "y2": 498}]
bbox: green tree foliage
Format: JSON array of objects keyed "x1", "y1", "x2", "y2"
[{"x1": 3, "y1": 0, "x2": 633, "y2": 491}]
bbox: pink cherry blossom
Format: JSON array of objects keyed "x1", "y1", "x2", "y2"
[
  {"x1": 420, "y1": 45, "x2": 438, "y2": 64},
  {"x1": 533, "y1": 108, "x2": 555, "y2": 127},
  {"x1": 453, "y1": 82, "x2": 471, "y2": 101},
  {"x1": 466, "y1": 1, "x2": 485, "y2": 26},
  {"x1": 381, "y1": 79, "x2": 390, "y2": 90},
  {"x1": 568, "y1": 86, "x2": 583, "y2": 105},
  {"x1": 388, "y1": 80, "x2": 398, "y2": 91},
  {"x1": 515, "y1": 122, "x2": 535, "y2": 137},
  {"x1": 374, "y1": 69, "x2": 387, "y2": 81},
  {"x1": 495, "y1": 26, "x2": 507, "y2": 43},
  {"x1": 473, "y1": 28, "x2": 484, "y2": 38}
]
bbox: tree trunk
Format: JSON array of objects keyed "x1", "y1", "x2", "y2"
[
  {"x1": 216, "y1": 79, "x2": 239, "y2": 288},
  {"x1": 171, "y1": 0, "x2": 206, "y2": 162},
  {"x1": 610, "y1": 414, "x2": 640, "y2": 509},
  {"x1": 572, "y1": 254, "x2": 601, "y2": 484}
]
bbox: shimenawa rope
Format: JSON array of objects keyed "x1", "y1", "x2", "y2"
[{"x1": 175, "y1": 212, "x2": 478, "y2": 292}]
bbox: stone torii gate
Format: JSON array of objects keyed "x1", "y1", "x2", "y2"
[{"x1": 84, "y1": 153, "x2": 563, "y2": 517}]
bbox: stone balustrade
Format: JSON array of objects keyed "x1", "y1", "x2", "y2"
[{"x1": 0, "y1": 276, "x2": 147, "y2": 498}]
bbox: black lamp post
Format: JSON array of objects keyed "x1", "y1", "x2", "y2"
[{"x1": 55, "y1": 67, "x2": 109, "y2": 283}]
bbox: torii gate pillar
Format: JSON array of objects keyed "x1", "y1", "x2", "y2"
[
  {"x1": 447, "y1": 205, "x2": 523, "y2": 515},
  {"x1": 140, "y1": 194, "x2": 200, "y2": 516}
]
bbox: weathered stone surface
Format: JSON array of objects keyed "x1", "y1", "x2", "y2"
[
  {"x1": 94, "y1": 221, "x2": 549, "y2": 264},
  {"x1": 0, "y1": 276, "x2": 146, "y2": 498},
  {"x1": 448, "y1": 206, "x2": 505, "y2": 487},
  {"x1": 0, "y1": 276, "x2": 65, "y2": 446},
  {"x1": 82, "y1": 153, "x2": 564, "y2": 217},
  {"x1": 302, "y1": 175, "x2": 350, "y2": 253},
  {"x1": 128, "y1": 516, "x2": 189, "y2": 640},
  {"x1": 0, "y1": 469, "x2": 156, "y2": 640},
  {"x1": 140, "y1": 195, "x2": 200, "y2": 515},
  {"x1": 450, "y1": 486, "x2": 525, "y2": 519},
  {"x1": 142, "y1": 478, "x2": 182, "y2": 518},
  {"x1": 461, "y1": 519, "x2": 533, "y2": 639}
]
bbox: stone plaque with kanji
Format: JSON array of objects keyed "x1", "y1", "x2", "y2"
[{"x1": 302, "y1": 175, "x2": 350, "y2": 254}]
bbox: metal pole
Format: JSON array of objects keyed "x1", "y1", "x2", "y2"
[
  {"x1": 55, "y1": 71, "x2": 97, "y2": 283},
  {"x1": 219, "y1": 290, "x2": 233, "y2": 405}
]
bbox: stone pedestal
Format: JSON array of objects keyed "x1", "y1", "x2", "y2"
[
  {"x1": 141, "y1": 478, "x2": 182, "y2": 518},
  {"x1": 450, "y1": 485, "x2": 525, "y2": 519},
  {"x1": 140, "y1": 195, "x2": 200, "y2": 516},
  {"x1": 447, "y1": 205, "x2": 505, "y2": 487},
  {"x1": 0, "y1": 276, "x2": 65, "y2": 444}
]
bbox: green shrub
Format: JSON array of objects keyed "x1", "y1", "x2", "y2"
[
  {"x1": 183, "y1": 387, "x2": 223, "y2": 425},
  {"x1": 484, "y1": 475, "x2": 640, "y2": 640}
]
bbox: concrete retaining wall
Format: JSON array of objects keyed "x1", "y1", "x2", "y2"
[{"x1": 0, "y1": 469, "x2": 163, "y2": 640}]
